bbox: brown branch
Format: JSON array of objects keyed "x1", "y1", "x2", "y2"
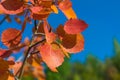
[
  {"x1": 17, "y1": 20, "x2": 45, "y2": 79},
  {"x1": 0, "y1": 15, "x2": 9, "y2": 25}
]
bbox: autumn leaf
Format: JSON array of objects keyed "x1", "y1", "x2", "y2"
[
  {"x1": 43, "y1": 20, "x2": 57, "y2": 43},
  {"x1": 12, "y1": 62, "x2": 22, "y2": 75},
  {"x1": 56, "y1": 24, "x2": 66, "y2": 39},
  {"x1": 33, "y1": 66, "x2": 45, "y2": 80},
  {"x1": 0, "y1": 58, "x2": 9, "y2": 72},
  {"x1": 51, "y1": 5, "x2": 58, "y2": 14},
  {"x1": 61, "y1": 34, "x2": 77, "y2": 49},
  {"x1": 0, "y1": 49, "x2": 12, "y2": 58},
  {"x1": 61, "y1": 34, "x2": 84, "y2": 53},
  {"x1": 59, "y1": 0, "x2": 77, "y2": 19},
  {"x1": 0, "y1": 0, "x2": 24, "y2": 14},
  {"x1": 38, "y1": 43, "x2": 64, "y2": 72},
  {"x1": 64, "y1": 19, "x2": 88, "y2": 34},
  {"x1": 30, "y1": 6, "x2": 52, "y2": 20},
  {"x1": 0, "y1": 58, "x2": 15, "y2": 80},
  {"x1": 1, "y1": 28, "x2": 22, "y2": 48}
]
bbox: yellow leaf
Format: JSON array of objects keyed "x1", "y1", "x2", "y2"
[
  {"x1": 0, "y1": 10, "x2": 3, "y2": 14},
  {"x1": 32, "y1": 58, "x2": 40, "y2": 67},
  {"x1": 51, "y1": 5, "x2": 58, "y2": 14},
  {"x1": 61, "y1": 8, "x2": 77, "y2": 19}
]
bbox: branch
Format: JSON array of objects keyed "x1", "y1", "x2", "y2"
[
  {"x1": 17, "y1": 20, "x2": 45, "y2": 79},
  {"x1": 0, "y1": 15, "x2": 9, "y2": 25}
]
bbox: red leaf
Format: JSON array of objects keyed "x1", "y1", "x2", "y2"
[
  {"x1": 61, "y1": 34, "x2": 77, "y2": 49},
  {"x1": 59, "y1": 0, "x2": 72, "y2": 10},
  {"x1": 30, "y1": 6, "x2": 43, "y2": 14},
  {"x1": 0, "y1": 0, "x2": 24, "y2": 14},
  {"x1": 61, "y1": 34, "x2": 84, "y2": 53},
  {"x1": 64, "y1": 19, "x2": 88, "y2": 34},
  {"x1": 30, "y1": 6, "x2": 51, "y2": 20},
  {"x1": 1, "y1": 28, "x2": 22, "y2": 48},
  {"x1": 0, "y1": 49, "x2": 12, "y2": 58},
  {"x1": 56, "y1": 24, "x2": 66, "y2": 39},
  {"x1": 38, "y1": 43, "x2": 64, "y2": 72}
]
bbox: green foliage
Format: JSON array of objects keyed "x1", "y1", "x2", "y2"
[{"x1": 45, "y1": 39, "x2": 120, "y2": 80}]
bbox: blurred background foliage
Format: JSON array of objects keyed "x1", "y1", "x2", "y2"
[{"x1": 22, "y1": 39, "x2": 120, "y2": 80}]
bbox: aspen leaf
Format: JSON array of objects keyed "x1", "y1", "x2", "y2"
[
  {"x1": 0, "y1": 49, "x2": 12, "y2": 58},
  {"x1": 30, "y1": 6, "x2": 43, "y2": 14},
  {"x1": 59, "y1": 0, "x2": 77, "y2": 19},
  {"x1": 0, "y1": 58, "x2": 9, "y2": 72},
  {"x1": 12, "y1": 62, "x2": 22, "y2": 75},
  {"x1": 1, "y1": 28, "x2": 22, "y2": 48},
  {"x1": 38, "y1": 43, "x2": 64, "y2": 72},
  {"x1": 0, "y1": 58, "x2": 14, "y2": 72},
  {"x1": 51, "y1": 5, "x2": 58, "y2": 14},
  {"x1": 61, "y1": 34, "x2": 84, "y2": 53},
  {"x1": 64, "y1": 19, "x2": 88, "y2": 34},
  {"x1": 0, "y1": 0, "x2": 24, "y2": 14},
  {"x1": 61, "y1": 34, "x2": 77, "y2": 49},
  {"x1": 56, "y1": 24, "x2": 66, "y2": 38},
  {"x1": 0, "y1": 9, "x2": 3, "y2": 14},
  {"x1": 31, "y1": 7, "x2": 52, "y2": 20},
  {"x1": 44, "y1": 21, "x2": 57, "y2": 43}
]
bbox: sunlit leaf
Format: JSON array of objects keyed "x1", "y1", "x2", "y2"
[
  {"x1": 64, "y1": 19, "x2": 88, "y2": 34},
  {"x1": 1, "y1": 28, "x2": 22, "y2": 48},
  {"x1": 59, "y1": 0, "x2": 77, "y2": 19},
  {"x1": 43, "y1": 20, "x2": 57, "y2": 43},
  {"x1": 31, "y1": 7, "x2": 52, "y2": 20},
  {"x1": 38, "y1": 43, "x2": 64, "y2": 72},
  {"x1": 51, "y1": 5, "x2": 58, "y2": 14},
  {"x1": 0, "y1": 0, "x2": 24, "y2": 14},
  {"x1": 61, "y1": 34, "x2": 84, "y2": 53}
]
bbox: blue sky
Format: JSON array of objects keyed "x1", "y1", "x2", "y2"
[
  {"x1": 0, "y1": 0, "x2": 120, "y2": 62},
  {"x1": 71, "y1": 0, "x2": 120, "y2": 62}
]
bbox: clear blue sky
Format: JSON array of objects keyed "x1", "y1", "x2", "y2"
[
  {"x1": 0, "y1": 0, "x2": 120, "y2": 62},
  {"x1": 48, "y1": 0, "x2": 120, "y2": 62}
]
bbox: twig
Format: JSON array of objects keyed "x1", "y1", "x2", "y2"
[
  {"x1": 17, "y1": 20, "x2": 44, "y2": 79},
  {"x1": 0, "y1": 15, "x2": 9, "y2": 25}
]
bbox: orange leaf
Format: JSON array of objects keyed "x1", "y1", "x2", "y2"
[
  {"x1": 51, "y1": 5, "x2": 58, "y2": 14},
  {"x1": 43, "y1": 20, "x2": 57, "y2": 43},
  {"x1": 38, "y1": 43, "x2": 64, "y2": 72},
  {"x1": 64, "y1": 19, "x2": 88, "y2": 34},
  {"x1": 0, "y1": 58, "x2": 9, "y2": 72},
  {"x1": 59, "y1": 0, "x2": 77, "y2": 19},
  {"x1": 0, "y1": 0, "x2": 24, "y2": 14},
  {"x1": 12, "y1": 62, "x2": 22, "y2": 75},
  {"x1": 1, "y1": 28, "x2": 22, "y2": 48},
  {"x1": 61, "y1": 34, "x2": 84, "y2": 53},
  {"x1": 30, "y1": 6, "x2": 52, "y2": 20}
]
